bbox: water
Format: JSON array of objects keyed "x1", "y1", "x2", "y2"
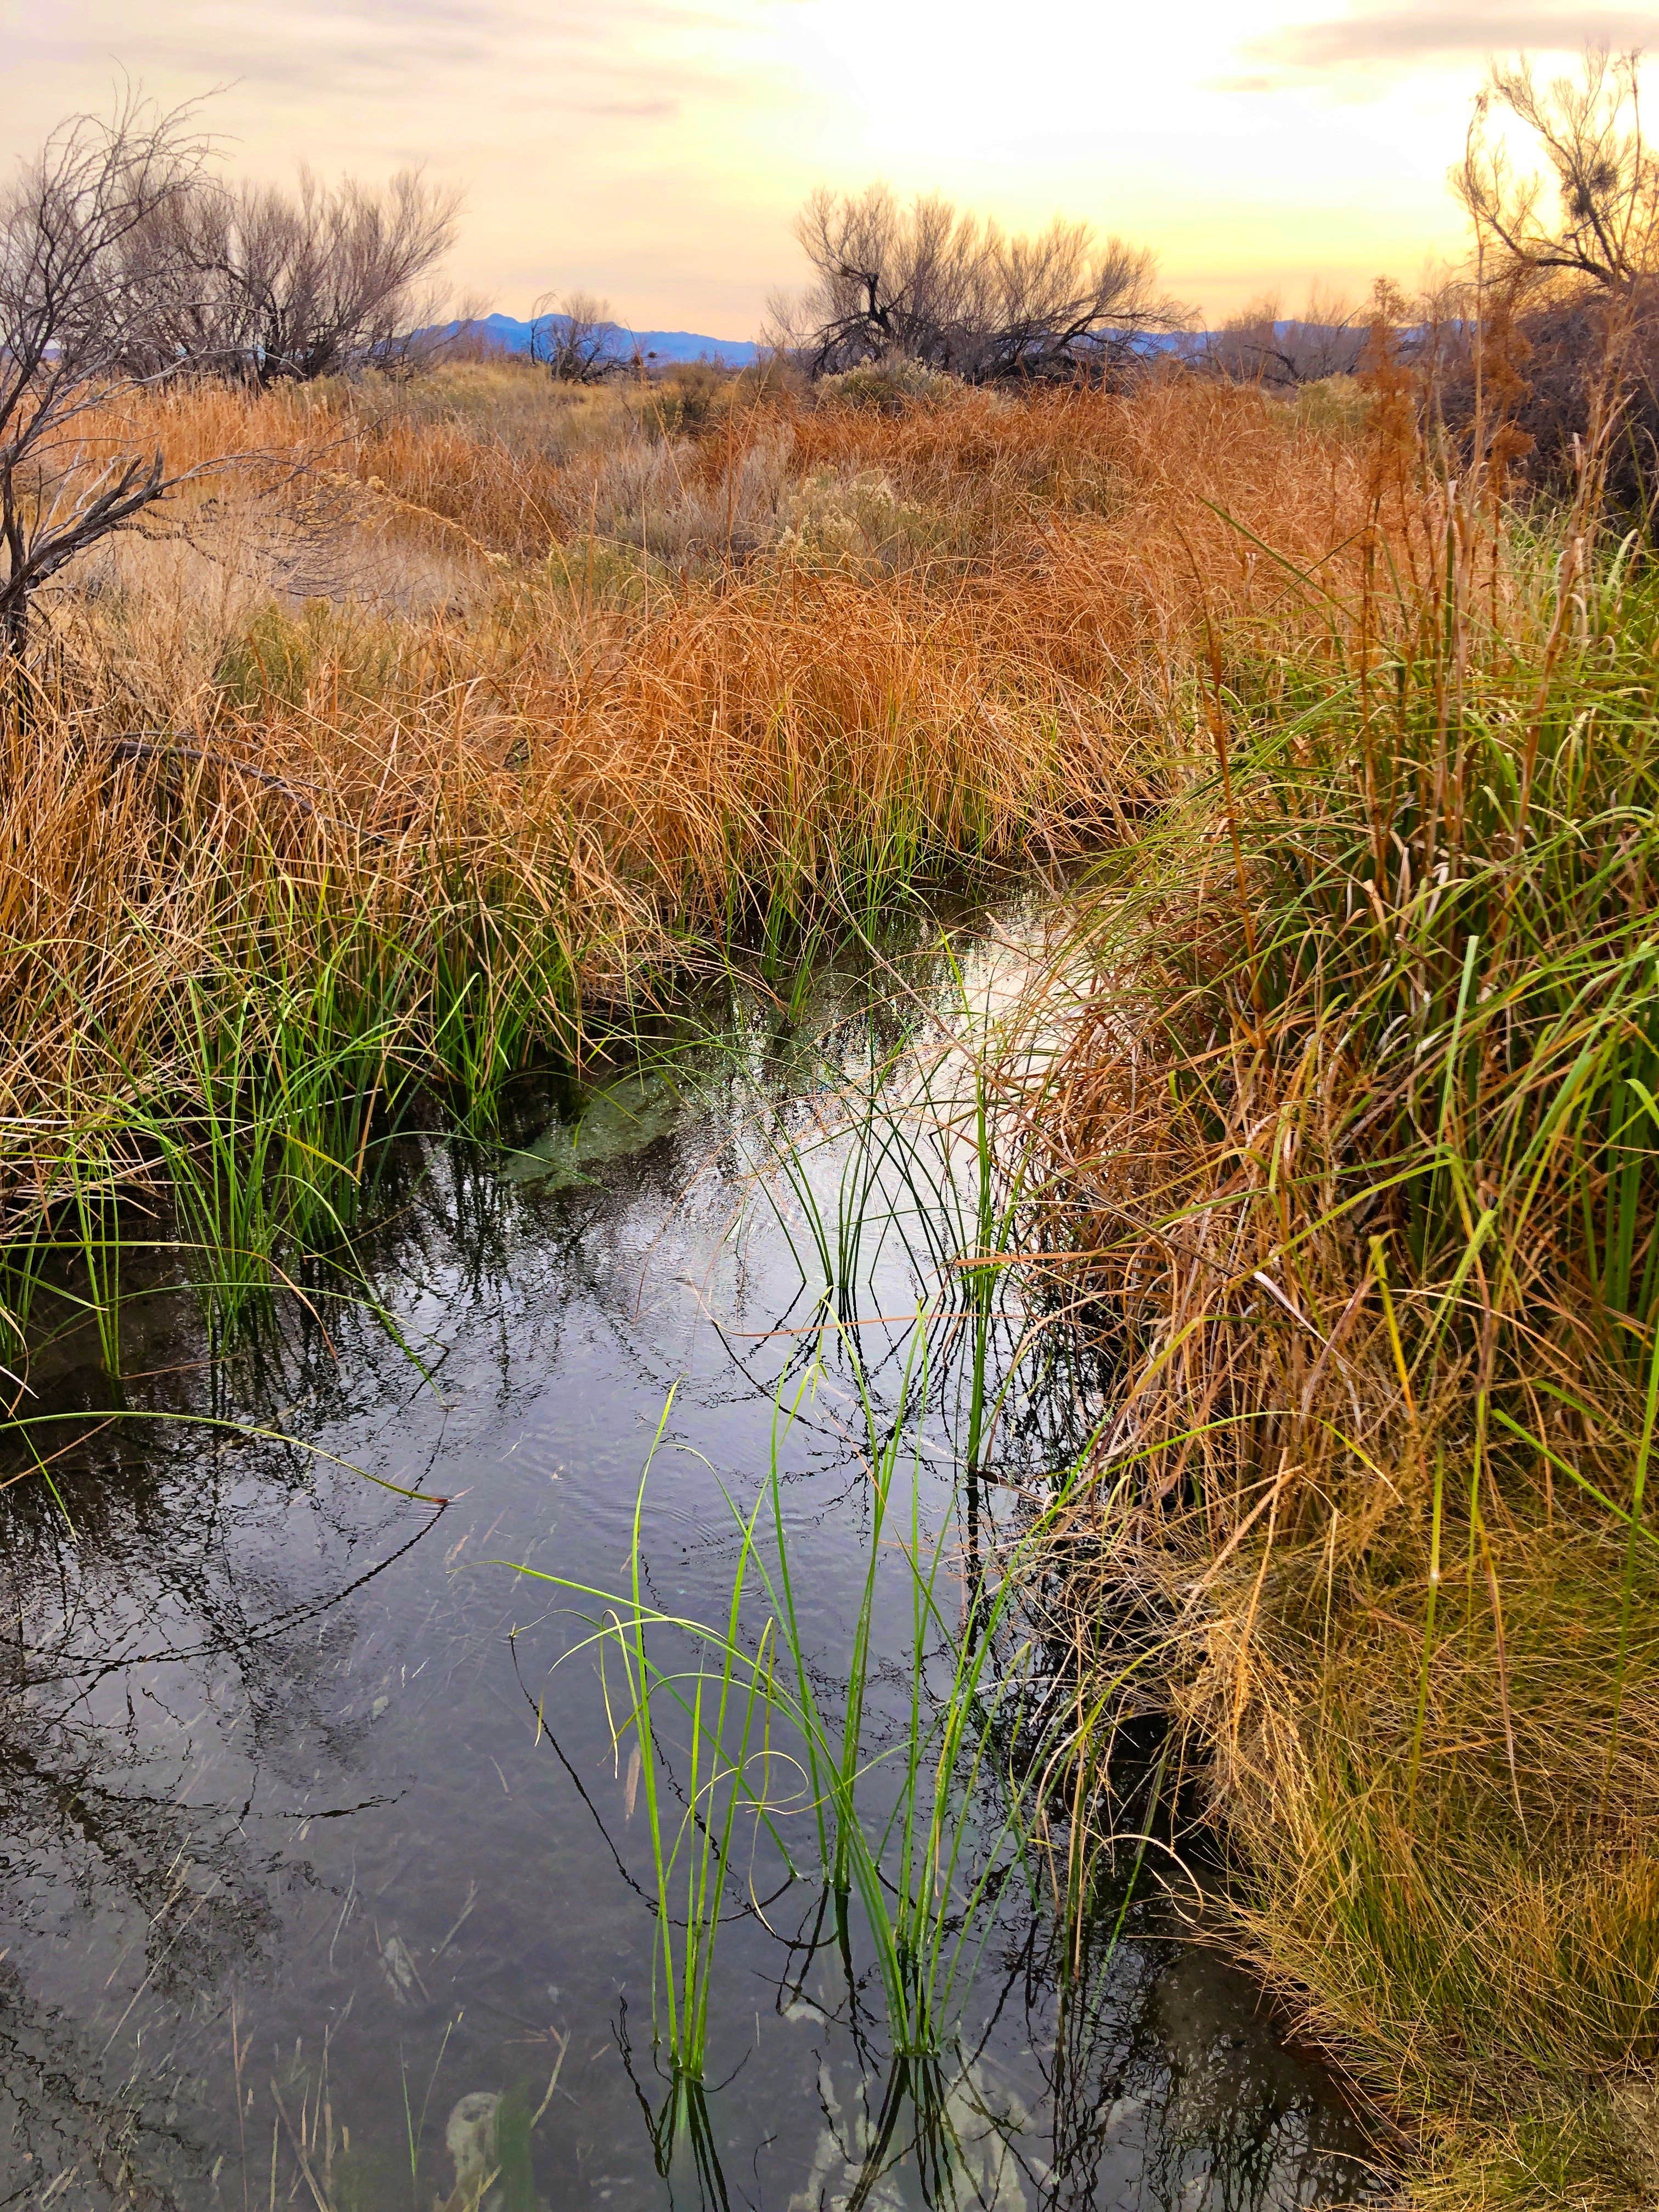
[{"x1": 0, "y1": 909, "x2": 1378, "y2": 2211}]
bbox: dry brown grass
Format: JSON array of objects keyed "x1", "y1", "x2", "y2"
[
  {"x1": 1015, "y1": 393, "x2": 1659, "y2": 2203},
  {"x1": 1, "y1": 369, "x2": 1373, "y2": 1161}
]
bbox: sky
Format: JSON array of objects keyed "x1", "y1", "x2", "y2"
[{"x1": 3, "y1": 1, "x2": 1656, "y2": 337}]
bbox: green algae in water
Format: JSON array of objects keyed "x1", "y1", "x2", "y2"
[{"x1": 501, "y1": 1072, "x2": 686, "y2": 1190}]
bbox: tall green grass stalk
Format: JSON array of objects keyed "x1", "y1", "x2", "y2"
[
  {"x1": 507, "y1": 1313, "x2": 1165, "y2": 2103},
  {"x1": 1030, "y1": 469, "x2": 1659, "y2": 2204}
]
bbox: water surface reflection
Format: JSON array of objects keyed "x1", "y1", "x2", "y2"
[{"x1": 0, "y1": 915, "x2": 1376, "y2": 2211}]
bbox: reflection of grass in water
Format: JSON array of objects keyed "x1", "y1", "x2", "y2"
[
  {"x1": 259, "y1": 2023, "x2": 557, "y2": 2212},
  {"x1": 751, "y1": 936, "x2": 1053, "y2": 1510},
  {"x1": 489, "y1": 990, "x2": 1224, "y2": 2205},
  {"x1": 507, "y1": 1296, "x2": 1165, "y2": 2169}
]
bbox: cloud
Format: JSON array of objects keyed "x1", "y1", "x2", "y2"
[
  {"x1": 1236, "y1": 4, "x2": 1659, "y2": 80},
  {"x1": 565, "y1": 98, "x2": 681, "y2": 117},
  {"x1": 16, "y1": 0, "x2": 733, "y2": 107}
]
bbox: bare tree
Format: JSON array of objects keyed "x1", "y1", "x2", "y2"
[
  {"x1": 0, "y1": 98, "x2": 212, "y2": 659},
  {"x1": 238, "y1": 169, "x2": 458, "y2": 381},
  {"x1": 528, "y1": 289, "x2": 629, "y2": 382},
  {"x1": 1209, "y1": 285, "x2": 1367, "y2": 387},
  {"x1": 103, "y1": 176, "x2": 225, "y2": 380},
  {"x1": 118, "y1": 166, "x2": 459, "y2": 384},
  {"x1": 1458, "y1": 46, "x2": 1659, "y2": 292},
  {"x1": 781, "y1": 185, "x2": 1188, "y2": 381},
  {"x1": 1453, "y1": 47, "x2": 1659, "y2": 513}
]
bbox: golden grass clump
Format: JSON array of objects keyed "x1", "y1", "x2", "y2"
[
  {"x1": 1, "y1": 369, "x2": 1370, "y2": 1171},
  {"x1": 1022, "y1": 385, "x2": 1659, "y2": 2203}
]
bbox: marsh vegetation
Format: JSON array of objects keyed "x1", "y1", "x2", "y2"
[{"x1": 7, "y1": 47, "x2": 1659, "y2": 2212}]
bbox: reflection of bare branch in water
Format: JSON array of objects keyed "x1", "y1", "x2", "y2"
[
  {"x1": 0, "y1": 1958, "x2": 206, "y2": 2212},
  {"x1": 0, "y1": 1314, "x2": 451, "y2": 2208},
  {"x1": 0, "y1": 905, "x2": 1384, "y2": 2212},
  {"x1": 0, "y1": 1660, "x2": 297, "y2": 2198}
]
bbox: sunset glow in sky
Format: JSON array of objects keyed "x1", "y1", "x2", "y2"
[{"x1": 4, "y1": 2, "x2": 1654, "y2": 336}]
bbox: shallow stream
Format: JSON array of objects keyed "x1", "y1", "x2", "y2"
[{"x1": 0, "y1": 904, "x2": 1377, "y2": 2212}]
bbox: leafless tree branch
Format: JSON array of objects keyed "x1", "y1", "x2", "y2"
[
  {"x1": 780, "y1": 185, "x2": 1190, "y2": 382},
  {"x1": 0, "y1": 94, "x2": 212, "y2": 658},
  {"x1": 527, "y1": 290, "x2": 631, "y2": 383},
  {"x1": 1456, "y1": 46, "x2": 1659, "y2": 294}
]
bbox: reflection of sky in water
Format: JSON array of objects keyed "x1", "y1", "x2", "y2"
[{"x1": 0, "y1": 911, "x2": 1379, "y2": 2211}]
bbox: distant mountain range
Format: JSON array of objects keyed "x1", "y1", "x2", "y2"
[
  {"x1": 461, "y1": 310, "x2": 760, "y2": 368},
  {"x1": 457, "y1": 314, "x2": 1366, "y2": 376}
]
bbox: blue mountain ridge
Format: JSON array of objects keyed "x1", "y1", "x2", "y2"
[
  {"x1": 462, "y1": 310, "x2": 759, "y2": 368},
  {"x1": 454, "y1": 314, "x2": 1372, "y2": 373}
]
